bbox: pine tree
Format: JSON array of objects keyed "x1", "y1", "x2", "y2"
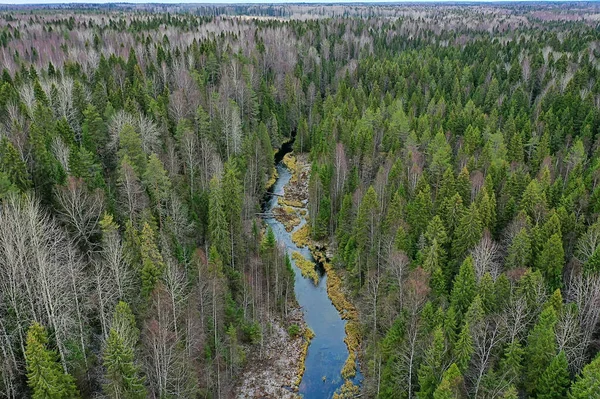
[
  {"x1": 25, "y1": 323, "x2": 79, "y2": 399},
  {"x1": 455, "y1": 167, "x2": 471, "y2": 205},
  {"x1": 407, "y1": 182, "x2": 433, "y2": 240},
  {"x1": 221, "y1": 162, "x2": 243, "y2": 268},
  {"x1": 81, "y1": 104, "x2": 107, "y2": 157},
  {"x1": 505, "y1": 228, "x2": 532, "y2": 269},
  {"x1": 476, "y1": 187, "x2": 496, "y2": 232},
  {"x1": 441, "y1": 193, "x2": 465, "y2": 239},
  {"x1": 0, "y1": 137, "x2": 31, "y2": 191},
  {"x1": 537, "y1": 351, "x2": 570, "y2": 399},
  {"x1": 520, "y1": 179, "x2": 547, "y2": 222},
  {"x1": 337, "y1": 193, "x2": 354, "y2": 250},
  {"x1": 354, "y1": 185, "x2": 379, "y2": 273},
  {"x1": 500, "y1": 341, "x2": 524, "y2": 384},
  {"x1": 143, "y1": 153, "x2": 171, "y2": 214}
]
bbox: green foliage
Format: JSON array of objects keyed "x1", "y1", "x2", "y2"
[
  {"x1": 103, "y1": 328, "x2": 146, "y2": 399},
  {"x1": 417, "y1": 326, "x2": 446, "y2": 399},
  {"x1": 25, "y1": 323, "x2": 79, "y2": 399},
  {"x1": 139, "y1": 222, "x2": 164, "y2": 296},
  {"x1": 537, "y1": 351, "x2": 570, "y2": 399},
  {"x1": 450, "y1": 257, "x2": 477, "y2": 323},
  {"x1": 569, "y1": 352, "x2": 600, "y2": 399},
  {"x1": 525, "y1": 305, "x2": 558, "y2": 395}
]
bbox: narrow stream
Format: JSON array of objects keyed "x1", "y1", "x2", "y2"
[{"x1": 263, "y1": 152, "x2": 363, "y2": 398}]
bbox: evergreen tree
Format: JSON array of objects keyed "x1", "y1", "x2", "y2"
[
  {"x1": 221, "y1": 162, "x2": 243, "y2": 268},
  {"x1": 118, "y1": 124, "x2": 146, "y2": 175},
  {"x1": 433, "y1": 363, "x2": 464, "y2": 399},
  {"x1": 139, "y1": 222, "x2": 164, "y2": 296},
  {"x1": 525, "y1": 305, "x2": 558, "y2": 395},
  {"x1": 451, "y1": 203, "x2": 482, "y2": 263},
  {"x1": 25, "y1": 323, "x2": 79, "y2": 399},
  {"x1": 209, "y1": 175, "x2": 231, "y2": 265},
  {"x1": 454, "y1": 322, "x2": 473, "y2": 373},
  {"x1": 569, "y1": 352, "x2": 600, "y2": 399},
  {"x1": 417, "y1": 326, "x2": 446, "y2": 399},
  {"x1": 450, "y1": 256, "x2": 477, "y2": 322},
  {"x1": 505, "y1": 228, "x2": 532, "y2": 269},
  {"x1": 537, "y1": 351, "x2": 570, "y2": 399},
  {"x1": 143, "y1": 153, "x2": 171, "y2": 215},
  {"x1": 103, "y1": 327, "x2": 146, "y2": 399},
  {"x1": 536, "y1": 233, "x2": 564, "y2": 291}
]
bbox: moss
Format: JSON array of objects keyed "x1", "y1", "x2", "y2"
[
  {"x1": 292, "y1": 223, "x2": 311, "y2": 248},
  {"x1": 292, "y1": 251, "x2": 319, "y2": 285}
]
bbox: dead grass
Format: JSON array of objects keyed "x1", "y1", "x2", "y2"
[
  {"x1": 292, "y1": 223, "x2": 311, "y2": 248},
  {"x1": 294, "y1": 327, "x2": 315, "y2": 388},
  {"x1": 292, "y1": 251, "x2": 319, "y2": 285}
]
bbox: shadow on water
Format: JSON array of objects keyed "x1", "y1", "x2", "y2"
[{"x1": 262, "y1": 136, "x2": 363, "y2": 398}]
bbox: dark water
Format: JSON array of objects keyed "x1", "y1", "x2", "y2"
[{"x1": 264, "y1": 162, "x2": 363, "y2": 398}]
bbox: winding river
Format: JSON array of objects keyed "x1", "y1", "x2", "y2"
[{"x1": 263, "y1": 148, "x2": 363, "y2": 398}]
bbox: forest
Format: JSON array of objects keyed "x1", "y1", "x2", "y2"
[{"x1": 2, "y1": 2, "x2": 600, "y2": 399}]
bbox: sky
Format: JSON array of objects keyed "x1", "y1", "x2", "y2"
[{"x1": 0, "y1": 0, "x2": 531, "y2": 4}]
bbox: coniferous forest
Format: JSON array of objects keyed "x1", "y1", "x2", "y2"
[{"x1": 3, "y1": 3, "x2": 600, "y2": 398}]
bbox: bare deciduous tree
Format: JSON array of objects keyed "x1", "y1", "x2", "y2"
[
  {"x1": 55, "y1": 176, "x2": 105, "y2": 251},
  {"x1": 471, "y1": 232, "x2": 501, "y2": 282}
]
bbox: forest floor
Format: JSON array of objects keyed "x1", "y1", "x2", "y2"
[{"x1": 235, "y1": 307, "x2": 308, "y2": 399}]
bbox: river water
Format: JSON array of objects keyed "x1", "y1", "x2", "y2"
[{"x1": 263, "y1": 160, "x2": 363, "y2": 398}]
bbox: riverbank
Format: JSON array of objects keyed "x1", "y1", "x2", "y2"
[{"x1": 235, "y1": 307, "x2": 310, "y2": 399}]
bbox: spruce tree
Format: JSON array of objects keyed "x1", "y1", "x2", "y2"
[
  {"x1": 537, "y1": 351, "x2": 570, "y2": 399},
  {"x1": 103, "y1": 326, "x2": 146, "y2": 399},
  {"x1": 536, "y1": 233, "x2": 564, "y2": 291},
  {"x1": 569, "y1": 352, "x2": 600, "y2": 399},
  {"x1": 139, "y1": 222, "x2": 164, "y2": 296},
  {"x1": 449, "y1": 256, "x2": 477, "y2": 322},
  {"x1": 417, "y1": 326, "x2": 446, "y2": 399},
  {"x1": 525, "y1": 305, "x2": 558, "y2": 395},
  {"x1": 451, "y1": 203, "x2": 482, "y2": 263},
  {"x1": 433, "y1": 363, "x2": 463, "y2": 399},
  {"x1": 25, "y1": 323, "x2": 79, "y2": 399}
]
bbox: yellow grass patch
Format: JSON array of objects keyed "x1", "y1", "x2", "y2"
[
  {"x1": 266, "y1": 167, "x2": 278, "y2": 190},
  {"x1": 283, "y1": 153, "x2": 298, "y2": 182},
  {"x1": 292, "y1": 252, "x2": 319, "y2": 285},
  {"x1": 294, "y1": 327, "x2": 315, "y2": 388},
  {"x1": 332, "y1": 380, "x2": 361, "y2": 399},
  {"x1": 280, "y1": 198, "x2": 304, "y2": 208},
  {"x1": 291, "y1": 224, "x2": 311, "y2": 248},
  {"x1": 316, "y1": 254, "x2": 360, "y2": 381}
]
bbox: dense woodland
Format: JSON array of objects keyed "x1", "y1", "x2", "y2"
[{"x1": 2, "y1": 3, "x2": 600, "y2": 399}]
